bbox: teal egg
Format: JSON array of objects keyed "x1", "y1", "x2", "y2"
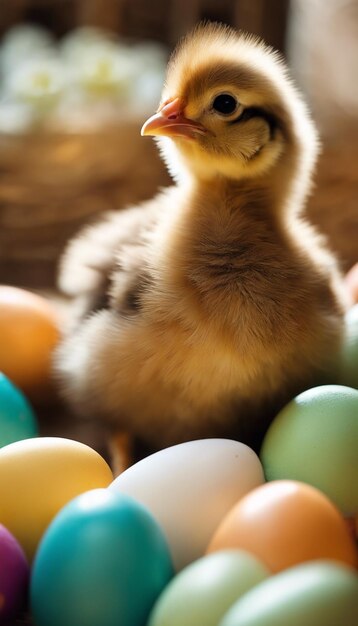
[
  {"x1": 219, "y1": 561, "x2": 358, "y2": 626},
  {"x1": 30, "y1": 489, "x2": 173, "y2": 626},
  {"x1": 339, "y1": 304, "x2": 358, "y2": 389},
  {"x1": 0, "y1": 372, "x2": 38, "y2": 448},
  {"x1": 148, "y1": 550, "x2": 269, "y2": 626},
  {"x1": 261, "y1": 385, "x2": 358, "y2": 515}
]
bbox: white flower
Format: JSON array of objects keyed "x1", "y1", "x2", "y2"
[
  {"x1": 7, "y1": 57, "x2": 66, "y2": 111},
  {"x1": 67, "y1": 44, "x2": 132, "y2": 98},
  {"x1": 60, "y1": 27, "x2": 117, "y2": 65},
  {"x1": 81, "y1": 51, "x2": 131, "y2": 96}
]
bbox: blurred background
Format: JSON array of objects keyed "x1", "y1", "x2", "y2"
[{"x1": 0, "y1": 0, "x2": 357, "y2": 290}]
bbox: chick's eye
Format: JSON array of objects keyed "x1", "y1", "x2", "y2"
[{"x1": 212, "y1": 93, "x2": 238, "y2": 116}]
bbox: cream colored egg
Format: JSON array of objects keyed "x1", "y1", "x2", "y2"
[
  {"x1": 0, "y1": 437, "x2": 113, "y2": 560},
  {"x1": 109, "y1": 439, "x2": 264, "y2": 570}
]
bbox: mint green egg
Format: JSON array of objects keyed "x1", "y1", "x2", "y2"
[
  {"x1": 261, "y1": 385, "x2": 358, "y2": 515},
  {"x1": 339, "y1": 305, "x2": 358, "y2": 389},
  {"x1": 219, "y1": 561, "x2": 358, "y2": 626},
  {"x1": 148, "y1": 550, "x2": 269, "y2": 626}
]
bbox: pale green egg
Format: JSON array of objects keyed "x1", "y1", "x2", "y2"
[
  {"x1": 261, "y1": 385, "x2": 358, "y2": 515},
  {"x1": 219, "y1": 561, "x2": 358, "y2": 626},
  {"x1": 148, "y1": 550, "x2": 269, "y2": 626}
]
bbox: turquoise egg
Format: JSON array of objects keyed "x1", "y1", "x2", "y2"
[
  {"x1": 148, "y1": 550, "x2": 269, "y2": 626},
  {"x1": 339, "y1": 304, "x2": 358, "y2": 389},
  {"x1": 261, "y1": 385, "x2": 358, "y2": 515},
  {"x1": 30, "y1": 489, "x2": 173, "y2": 626},
  {"x1": 219, "y1": 561, "x2": 358, "y2": 626},
  {"x1": 0, "y1": 372, "x2": 38, "y2": 448}
]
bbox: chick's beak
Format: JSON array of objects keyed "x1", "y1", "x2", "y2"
[{"x1": 141, "y1": 98, "x2": 206, "y2": 139}]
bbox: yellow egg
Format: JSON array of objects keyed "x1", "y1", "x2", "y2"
[
  {"x1": 0, "y1": 437, "x2": 113, "y2": 560},
  {"x1": 0, "y1": 286, "x2": 60, "y2": 400}
]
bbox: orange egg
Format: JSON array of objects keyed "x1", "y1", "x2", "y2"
[
  {"x1": 207, "y1": 480, "x2": 357, "y2": 573},
  {"x1": 0, "y1": 286, "x2": 61, "y2": 399}
]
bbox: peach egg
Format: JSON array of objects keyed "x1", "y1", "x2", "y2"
[
  {"x1": 207, "y1": 480, "x2": 357, "y2": 573},
  {"x1": 0, "y1": 286, "x2": 60, "y2": 399}
]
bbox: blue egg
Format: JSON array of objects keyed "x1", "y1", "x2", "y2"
[
  {"x1": 0, "y1": 372, "x2": 38, "y2": 448},
  {"x1": 30, "y1": 489, "x2": 173, "y2": 626}
]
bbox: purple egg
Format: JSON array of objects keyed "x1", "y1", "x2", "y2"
[{"x1": 0, "y1": 524, "x2": 29, "y2": 622}]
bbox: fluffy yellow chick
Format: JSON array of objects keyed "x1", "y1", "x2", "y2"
[{"x1": 55, "y1": 23, "x2": 347, "y2": 469}]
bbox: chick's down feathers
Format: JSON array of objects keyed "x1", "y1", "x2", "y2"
[{"x1": 55, "y1": 23, "x2": 347, "y2": 463}]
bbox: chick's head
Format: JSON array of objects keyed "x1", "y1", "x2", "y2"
[{"x1": 142, "y1": 22, "x2": 318, "y2": 187}]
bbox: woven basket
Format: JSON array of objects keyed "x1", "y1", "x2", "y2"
[{"x1": 0, "y1": 122, "x2": 169, "y2": 287}]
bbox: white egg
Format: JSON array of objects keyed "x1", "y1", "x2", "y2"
[{"x1": 109, "y1": 439, "x2": 264, "y2": 570}]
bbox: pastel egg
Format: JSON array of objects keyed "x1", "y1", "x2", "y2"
[
  {"x1": 0, "y1": 524, "x2": 29, "y2": 623},
  {"x1": 219, "y1": 561, "x2": 358, "y2": 626},
  {"x1": 109, "y1": 439, "x2": 264, "y2": 570},
  {"x1": 0, "y1": 437, "x2": 113, "y2": 560},
  {"x1": 207, "y1": 481, "x2": 357, "y2": 572},
  {"x1": 0, "y1": 372, "x2": 38, "y2": 448},
  {"x1": 31, "y1": 489, "x2": 173, "y2": 626},
  {"x1": 148, "y1": 550, "x2": 269, "y2": 626},
  {"x1": 260, "y1": 385, "x2": 358, "y2": 515},
  {"x1": 339, "y1": 304, "x2": 358, "y2": 389},
  {"x1": 0, "y1": 286, "x2": 60, "y2": 399}
]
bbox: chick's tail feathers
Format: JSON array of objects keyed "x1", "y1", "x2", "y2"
[{"x1": 58, "y1": 189, "x2": 173, "y2": 321}]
